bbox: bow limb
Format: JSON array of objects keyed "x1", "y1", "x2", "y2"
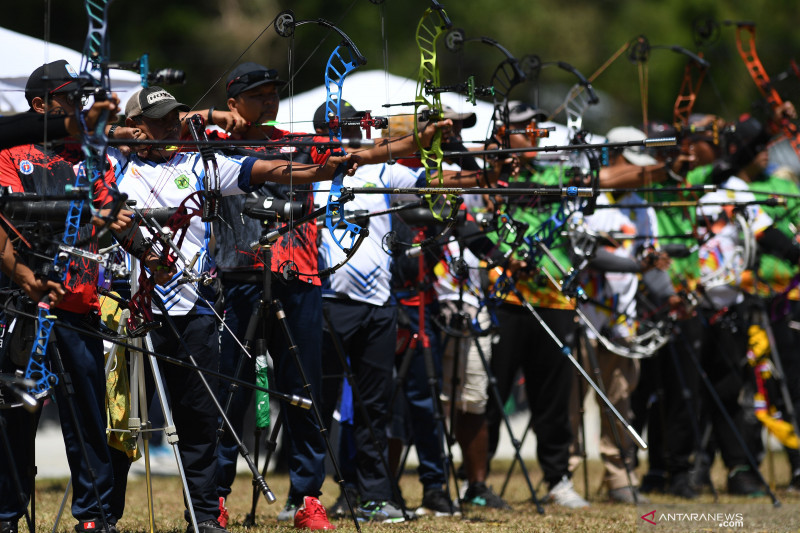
[
  {"x1": 732, "y1": 23, "x2": 800, "y2": 160},
  {"x1": 413, "y1": 2, "x2": 458, "y2": 221},
  {"x1": 274, "y1": 10, "x2": 367, "y2": 259}
]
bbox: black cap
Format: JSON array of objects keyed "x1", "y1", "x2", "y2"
[
  {"x1": 226, "y1": 62, "x2": 286, "y2": 98},
  {"x1": 25, "y1": 60, "x2": 82, "y2": 107},
  {"x1": 724, "y1": 115, "x2": 771, "y2": 170},
  {"x1": 125, "y1": 86, "x2": 190, "y2": 119},
  {"x1": 313, "y1": 99, "x2": 364, "y2": 131}
]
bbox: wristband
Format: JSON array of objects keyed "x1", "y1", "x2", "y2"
[
  {"x1": 207, "y1": 106, "x2": 215, "y2": 125},
  {"x1": 108, "y1": 125, "x2": 118, "y2": 139}
]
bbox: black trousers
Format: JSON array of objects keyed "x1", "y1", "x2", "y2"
[
  {"x1": 487, "y1": 304, "x2": 575, "y2": 487},
  {"x1": 632, "y1": 315, "x2": 702, "y2": 476},
  {"x1": 321, "y1": 299, "x2": 397, "y2": 501},
  {"x1": 700, "y1": 306, "x2": 763, "y2": 470}
]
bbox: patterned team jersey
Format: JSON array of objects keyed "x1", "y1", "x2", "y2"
[
  {"x1": 210, "y1": 128, "x2": 328, "y2": 285},
  {"x1": 109, "y1": 148, "x2": 258, "y2": 315},
  {"x1": 0, "y1": 143, "x2": 116, "y2": 313},
  {"x1": 314, "y1": 162, "x2": 425, "y2": 306},
  {"x1": 579, "y1": 194, "x2": 641, "y2": 341},
  {"x1": 487, "y1": 165, "x2": 576, "y2": 310}
]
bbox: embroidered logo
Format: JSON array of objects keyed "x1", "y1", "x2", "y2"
[
  {"x1": 19, "y1": 160, "x2": 34, "y2": 175},
  {"x1": 174, "y1": 175, "x2": 190, "y2": 189}
]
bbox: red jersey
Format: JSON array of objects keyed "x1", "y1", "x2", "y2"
[
  {"x1": 210, "y1": 128, "x2": 329, "y2": 285},
  {"x1": 0, "y1": 143, "x2": 117, "y2": 313}
]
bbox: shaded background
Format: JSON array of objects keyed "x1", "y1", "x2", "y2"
[{"x1": 5, "y1": 0, "x2": 800, "y2": 133}]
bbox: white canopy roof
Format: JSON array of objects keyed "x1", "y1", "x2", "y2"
[{"x1": 0, "y1": 26, "x2": 141, "y2": 114}]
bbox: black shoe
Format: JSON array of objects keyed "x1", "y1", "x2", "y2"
[
  {"x1": 1, "y1": 521, "x2": 18, "y2": 533},
  {"x1": 727, "y1": 466, "x2": 766, "y2": 496},
  {"x1": 75, "y1": 519, "x2": 117, "y2": 533},
  {"x1": 185, "y1": 519, "x2": 229, "y2": 533},
  {"x1": 639, "y1": 472, "x2": 667, "y2": 494},
  {"x1": 462, "y1": 482, "x2": 511, "y2": 510},
  {"x1": 668, "y1": 471, "x2": 697, "y2": 499},
  {"x1": 331, "y1": 486, "x2": 360, "y2": 519},
  {"x1": 689, "y1": 453, "x2": 713, "y2": 491},
  {"x1": 415, "y1": 489, "x2": 460, "y2": 517}
]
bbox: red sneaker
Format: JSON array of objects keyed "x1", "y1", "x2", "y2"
[
  {"x1": 294, "y1": 496, "x2": 336, "y2": 530},
  {"x1": 217, "y1": 497, "x2": 229, "y2": 529}
]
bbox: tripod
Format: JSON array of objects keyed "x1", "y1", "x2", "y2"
[
  {"x1": 218, "y1": 227, "x2": 360, "y2": 530},
  {"x1": 389, "y1": 228, "x2": 460, "y2": 514}
]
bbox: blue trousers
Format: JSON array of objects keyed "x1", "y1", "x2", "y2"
[
  {"x1": 397, "y1": 303, "x2": 446, "y2": 491},
  {"x1": 0, "y1": 311, "x2": 115, "y2": 523},
  {"x1": 216, "y1": 279, "x2": 325, "y2": 505}
]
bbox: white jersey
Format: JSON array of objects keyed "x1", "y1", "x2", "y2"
[
  {"x1": 696, "y1": 176, "x2": 773, "y2": 308},
  {"x1": 110, "y1": 148, "x2": 257, "y2": 315},
  {"x1": 580, "y1": 194, "x2": 640, "y2": 341},
  {"x1": 315, "y1": 163, "x2": 425, "y2": 306}
]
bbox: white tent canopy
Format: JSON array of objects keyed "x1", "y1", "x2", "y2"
[
  {"x1": 0, "y1": 26, "x2": 142, "y2": 114},
  {"x1": 274, "y1": 70, "x2": 496, "y2": 141}
]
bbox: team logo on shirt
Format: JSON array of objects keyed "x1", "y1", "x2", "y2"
[
  {"x1": 174, "y1": 174, "x2": 190, "y2": 189},
  {"x1": 19, "y1": 160, "x2": 34, "y2": 175}
]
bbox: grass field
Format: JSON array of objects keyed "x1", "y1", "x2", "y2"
[{"x1": 29, "y1": 455, "x2": 800, "y2": 533}]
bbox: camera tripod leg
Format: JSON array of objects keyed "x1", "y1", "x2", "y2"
[
  {"x1": 675, "y1": 322, "x2": 781, "y2": 507},
  {"x1": 272, "y1": 300, "x2": 361, "y2": 532}
]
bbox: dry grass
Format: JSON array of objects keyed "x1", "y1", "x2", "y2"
[{"x1": 29, "y1": 454, "x2": 800, "y2": 533}]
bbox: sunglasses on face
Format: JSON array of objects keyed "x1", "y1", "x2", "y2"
[{"x1": 226, "y1": 69, "x2": 278, "y2": 92}]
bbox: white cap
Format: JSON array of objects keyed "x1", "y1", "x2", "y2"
[{"x1": 605, "y1": 126, "x2": 658, "y2": 166}]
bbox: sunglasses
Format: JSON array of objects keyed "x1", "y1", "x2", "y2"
[{"x1": 226, "y1": 69, "x2": 279, "y2": 92}]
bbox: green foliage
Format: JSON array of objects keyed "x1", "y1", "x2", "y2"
[{"x1": 6, "y1": 0, "x2": 800, "y2": 131}]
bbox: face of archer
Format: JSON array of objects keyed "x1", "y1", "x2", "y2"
[
  {"x1": 229, "y1": 84, "x2": 280, "y2": 125},
  {"x1": 128, "y1": 109, "x2": 181, "y2": 161}
]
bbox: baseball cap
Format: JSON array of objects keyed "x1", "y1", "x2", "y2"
[
  {"x1": 226, "y1": 62, "x2": 286, "y2": 98},
  {"x1": 605, "y1": 126, "x2": 658, "y2": 166},
  {"x1": 504, "y1": 101, "x2": 548, "y2": 124},
  {"x1": 25, "y1": 60, "x2": 82, "y2": 107},
  {"x1": 125, "y1": 86, "x2": 190, "y2": 119},
  {"x1": 313, "y1": 99, "x2": 365, "y2": 131}
]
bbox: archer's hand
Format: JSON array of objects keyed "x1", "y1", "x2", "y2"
[
  {"x1": 92, "y1": 208, "x2": 134, "y2": 232},
  {"x1": 144, "y1": 255, "x2": 176, "y2": 286},
  {"x1": 775, "y1": 101, "x2": 798, "y2": 122},
  {"x1": 211, "y1": 110, "x2": 249, "y2": 135},
  {"x1": 417, "y1": 119, "x2": 453, "y2": 148},
  {"x1": 317, "y1": 154, "x2": 356, "y2": 181},
  {"x1": 65, "y1": 94, "x2": 121, "y2": 137},
  {"x1": 17, "y1": 270, "x2": 65, "y2": 305},
  {"x1": 111, "y1": 127, "x2": 149, "y2": 157}
]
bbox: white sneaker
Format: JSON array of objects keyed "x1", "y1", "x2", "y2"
[{"x1": 547, "y1": 476, "x2": 589, "y2": 509}]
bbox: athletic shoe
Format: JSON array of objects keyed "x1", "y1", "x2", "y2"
[
  {"x1": 415, "y1": 489, "x2": 460, "y2": 517},
  {"x1": 727, "y1": 466, "x2": 765, "y2": 496},
  {"x1": 608, "y1": 486, "x2": 650, "y2": 504},
  {"x1": 0, "y1": 521, "x2": 17, "y2": 533},
  {"x1": 294, "y1": 496, "x2": 336, "y2": 530},
  {"x1": 277, "y1": 499, "x2": 299, "y2": 522},
  {"x1": 356, "y1": 501, "x2": 406, "y2": 523},
  {"x1": 75, "y1": 519, "x2": 118, "y2": 533},
  {"x1": 788, "y1": 470, "x2": 800, "y2": 493},
  {"x1": 639, "y1": 471, "x2": 666, "y2": 494},
  {"x1": 184, "y1": 519, "x2": 229, "y2": 533},
  {"x1": 217, "y1": 497, "x2": 229, "y2": 528},
  {"x1": 330, "y1": 487, "x2": 359, "y2": 519},
  {"x1": 668, "y1": 471, "x2": 697, "y2": 499},
  {"x1": 547, "y1": 476, "x2": 590, "y2": 509},
  {"x1": 461, "y1": 482, "x2": 511, "y2": 510}
]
